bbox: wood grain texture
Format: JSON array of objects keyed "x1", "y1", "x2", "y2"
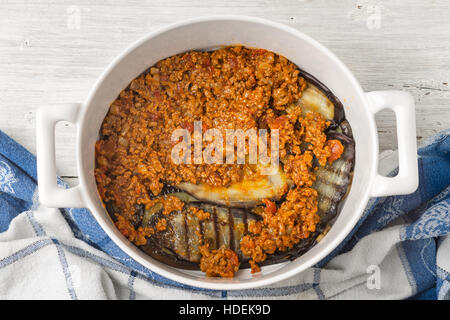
[{"x1": 0, "y1": 0, "x2": 449, "y2": 180}]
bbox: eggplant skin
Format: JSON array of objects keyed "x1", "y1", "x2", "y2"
[
  {"x1": 107, "y1": 70, "x2": 355, "y2": 271},
  {"x1": 261, "y1": 126, "x2": 355, "y2": 267},
  {"x1": 139, "y1": 200, "x2": 319, "y2": 270},
  {"x1": 138, "y1": 127, "x2": 355, "y2": 272},
  {"x1": 139, "y1": 126, "x2": 355, "y2": 270},
  {"x1": 313, "y1": 129, "x2": 355, "y2": 223},
  {"x1": 139, "y1": 202, "x2": 261, "y2": 269},
  {"x1": 298, "y1": 70, "x2": 345, "y2": 125}
]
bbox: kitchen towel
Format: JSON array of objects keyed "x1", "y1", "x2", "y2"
[{"x1": 0, "y1": 128, "x2": 448, "y2": 299}]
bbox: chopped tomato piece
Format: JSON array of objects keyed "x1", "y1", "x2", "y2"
[
  {"x1": 270, "y1": 115, "x2": 289, "y2": 130},
  {"x1": 262, "y1": 199, "x2": 277, "y2": 214},
  {"x1": 327, "y1": 139, "x2": 344, "y2": 163},
  {"x1": 181, "y1": 121, "x2": 194, "y2": 133}
]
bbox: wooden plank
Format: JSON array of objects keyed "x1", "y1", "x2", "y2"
[{"x1": 1, "y1": 0, "x2": 449, "y2": 177}]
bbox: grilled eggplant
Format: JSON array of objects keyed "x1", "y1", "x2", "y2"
[
  {"x1": 139, "y1": 124, "x2": 355, "y2": 271},
  {"x1": 313, "y1": 127, "x2": 355, "y2": 223},
  {"x1": 139, "y1": 198, "x2": 260, "y2": 269},
  {"x1": 296, "y1": 72, "x2": 345, "y2": 125},
  {"x1": 105, "y1": 68, "x2": 355, "y2": 272},
  {"x1": 174, "y1": 75, "x2": 345, "y2": 209},
  {"x1": 176, "y1": 163, "x2": 292, "y2": 208},
  {"x1": 137, "y1": 75, "x2": 354, "y2": 271},
  {"x1": 298, "y1": 82, "x2": 335, "y2": 120}
]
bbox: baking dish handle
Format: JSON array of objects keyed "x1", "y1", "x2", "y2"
[
  {"x1": 36, "y1": 103, "x2": 84, "y2": 208},
  {"x1": 366, "y1": 91, "x2": 419, "y2": 197}
]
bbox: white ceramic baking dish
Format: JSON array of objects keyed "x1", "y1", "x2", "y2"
[{"x1": 36, "y1": 16, "x2": 419, "y2": 290}]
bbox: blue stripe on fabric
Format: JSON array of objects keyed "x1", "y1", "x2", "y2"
[
  {"x1": 25, "y1": 210, "x2": 78, "y2": 299},
  {"x1": 0, "y1": 239, "x2": 53, "y2": 269},
  {"x1": 58, "y1": 242, "x2": 222, "y2": 298},
  {"x1": 128, "y1": 270, "x2": 137, "y2": 300},
  {"x1": 51, "y1": 239, "x2": 78, "y2": 300},
  {"x1": 326, "y1": 281, "x2": 367, "y2": 300},
  {"x1": 229, "y1": 283, "x2": 314, "y2": 298},
  {"x1": 25, "y1": 210, "x2": 46, "y2": 237},
  {"x1": 62, "y1": 243, "x2": 137, "y2": 274},
  {"x1": 313, "y1": 268, "x2": 325, "y2": 300},
  {"x1": 93, "y1": 235, "x2": 113, "y2": 248}
]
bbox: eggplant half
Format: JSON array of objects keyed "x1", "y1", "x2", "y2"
[
  {"x1": 313, "y1": 123, "x2": 355, "y2": 223},
  {"x1": 138, "y1": 195, "x2": 260, "y2": 269},
  {"x1": 138, "y1": 121, "x2": 355, "y2": 271},
  {"x1": 107, "y1": 70, "x2": 355, "y2": 271},
  {"x1": 176, "y1": 163, "x2": 292, "y2": 209}
]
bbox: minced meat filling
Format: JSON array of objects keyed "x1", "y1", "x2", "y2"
[
  {"x1": 240, "y1": 187, "x2": 320, "y2": 273},
  {"x1": 95, "y1": 46, "x2": 344, "y2": 278},
  {"x1": 95, "y1": 46, "x2": 304, "y2": 222},
  {"x1": 199, "y1": 245, "x2": 240, "y2": 278}
]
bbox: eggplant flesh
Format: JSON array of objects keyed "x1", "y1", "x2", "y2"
[
  {"x1": 174, "y1": 76, "x2": 345, "y2": 209},
  {"x1": 298, "y1": 71, "x2": 345, "y2": 125},
  {"x1": 139, "y1": 123, "x2": 355, "y2": 271},
  {"x1": 139, "y1": 199, "x2": 260, "y2": 269},
  {"x1": 298, "y1": 83, "x2": 335, "y2": 120},
  {"x1": 108, "y1": 70, "x2": 355, "y2": 271},
  {"x1": 138, "y1": 196, "x2": 325, "y2": 270},
  {"x1": 131, "y1": 137, "x2": 354, "y2": 271},
  {"x1": 313, "y1": 128, "x2": 355, "y2": 223},
  {"x1": 176, "y1": 163, "x2": 292, "y2": 208},
  {"x1": 266, "y1": 125, "x2": 355, "y2": 264}
]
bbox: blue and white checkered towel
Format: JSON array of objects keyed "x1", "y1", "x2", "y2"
[{"x1": 0, "y1": 129, "x2": 449, "y2": 299}]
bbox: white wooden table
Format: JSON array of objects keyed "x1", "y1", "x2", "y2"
[{"x1": 1, "y1": 0, "x2": 449, "y2": 185}]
